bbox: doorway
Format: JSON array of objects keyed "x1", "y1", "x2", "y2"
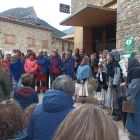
[{"x1": 92, "y1": 23, "x2": 116, "y2": 55}]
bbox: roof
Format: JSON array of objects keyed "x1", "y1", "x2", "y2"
[
  {"x1": 0, "y1": 16, "x2": 53, "y2": 32},
  {"x1": 52, "y1": 36, "x2": 74, "y2": 44},
  {"x1": 61, "y1": 34, "x2": 74, "y2": 39},
  {"x1": 60, "y1": 4, "x2": 116, "y2": 27}
]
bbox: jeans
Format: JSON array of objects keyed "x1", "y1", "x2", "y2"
[{"x1": 13, "y1": 79, "x2": 21, "y2": 92}]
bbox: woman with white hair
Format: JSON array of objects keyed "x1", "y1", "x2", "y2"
[
  {"x1": 10, "y1": 53, "x2": 24, "y2": 92},
  {"x1": 99, "y1": 50, "x2": 109, "y2": 65},
  {"x1": 1, "y1": 52, "x2": 11, "y2": 77},
  {"x1": 27, "y1": 75, "x2": 75, "y2": 140}
]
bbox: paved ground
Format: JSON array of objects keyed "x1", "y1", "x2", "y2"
[{"x1": 38, "y1": 92, "x2": 130, "y2": 140}]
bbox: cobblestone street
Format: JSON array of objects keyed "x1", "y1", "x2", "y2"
[{"x1": 38, "y1": 92, "x2": 130, "y2": 140}]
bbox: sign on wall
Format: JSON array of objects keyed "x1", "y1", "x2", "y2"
[
  {"x1": 125, "y1": 36, "x2": 134, "y2": 50},
  {"x1": 60, "y1": 3, "x2": 70, "y2": 14}
]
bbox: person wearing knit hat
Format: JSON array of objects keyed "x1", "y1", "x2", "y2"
[
  {"x1": 0, "y1": 48, "x2": 4, "y2": 59},
  {"x1": 10, "y1": 53, "x2": 24, "y2": 92}
]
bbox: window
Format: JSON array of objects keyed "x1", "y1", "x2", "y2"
[
  {"x1": 43, "y1": 40, "x2": 48, "y2": 48},
  {"x1": 5, "y1": 35, "x2": 15, "y2": 44},
  {"x1": 28, "y1": 38, "x2": 35, "y2": 46}
]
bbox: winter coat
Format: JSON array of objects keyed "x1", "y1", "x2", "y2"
[
  {"x1": 36, "y1": 55, "x2": 47, "y2": 74},
  {"x1": 10, "y1": 59, "x2": 24, "y2": 80},
  {"x1": 62, "y1": 59, "x2": 74, "y2": 78},
  {"x1": 24, "y1": 58, "x2": 38, "y2": 74},
  {"x1": 27, "y1": 89, "x2": 75, "y2": 140},
  {"x1": 0, "y1": 73, "x2": 11, "y2": 102},
  {"x1": 105, "y1": 67, "x2": 122, "y2": 109},
  {"x1": 1, "y1": 59, "x2": 10, "y2": 68},
  {"x1": 49, "y1": 55, "x2": 62, "y2": 73},
  {"x1": 14, "y1": 87, "x2": 39, "y2": 110}
]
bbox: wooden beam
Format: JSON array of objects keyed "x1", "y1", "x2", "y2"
[{"x1": 106, "y1": 38, "x2": 116, "y2": 41}]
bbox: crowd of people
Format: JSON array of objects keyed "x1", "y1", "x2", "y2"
[{"x1": 0, "y1": 47, "x2": 140, "y2": 140}]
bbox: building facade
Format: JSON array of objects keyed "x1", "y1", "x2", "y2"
[
  {"x1": 60, "y1": 0, "x2": 140, "y2": 60},
  {"x1": 0, "y1": 16, "x2": 74, "y2": 56}
]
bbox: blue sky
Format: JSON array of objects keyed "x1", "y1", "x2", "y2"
[{"x1": 0, "y1": 0, "x2": 72, "y2": 30}]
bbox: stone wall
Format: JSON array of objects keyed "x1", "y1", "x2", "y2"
[
  {"x1": 116, "y1": 0, "x2": 140, "y2": 60},
  {"x1": 71, "y1": 0, "x2": 114, "y2": 13},
  {"x1": 51, "y1": 38, "x2": 74, "y2": 57},
  {"x1": 0, "y1": 20, "x2": 74, "y2": 57},
  {"x1": 0, "y1": 20, "x2": 52, "y2": 54}
]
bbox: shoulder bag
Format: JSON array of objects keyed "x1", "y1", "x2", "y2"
[{"x1": 122, "y1": 87, "x2": 135, "y2": 113}]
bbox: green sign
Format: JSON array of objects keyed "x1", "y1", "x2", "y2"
[
  {"x1": 125, "y1": 36, "x2": 134, "y2": 50},
  {"x1": 138, "y1": 46, "x2": 140, "y2": 51}
]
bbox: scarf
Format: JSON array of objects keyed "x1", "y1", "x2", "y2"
[
  {"x1": 80, "y1": 57, "x2": 89, "y2": 66},
  {"x1": 107, "y1": 60, "x2": 120, "y2": 78},
  {"x1": 126, "y1": 58, "x2": 140, "y2": 84},
  {"x1": 10, "y1": 61, "x2": 17, "y2": 64}
]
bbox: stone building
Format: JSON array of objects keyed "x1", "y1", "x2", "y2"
[
  {"x1": 60, "y1": 0, "x2": 140, "y2": 59},
  {"x1": 0, "y1": 16, "x2": 74, "y2": 56}
]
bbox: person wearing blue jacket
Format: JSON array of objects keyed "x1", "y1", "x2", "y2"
[
  {"x1": 10, "y1": 53, "x2": 24, "y2": 92},
  {"x1": 68, "y1": 49, "x2": 74, "y2": 61},
  {"x1": 14, "y1": 73, "x2": 39, "y2": 110},
  {"x1": 48, "y1": 51, "x2": 62, "y2": 89},
  {"x1": 36, "y1": 49, "x2": 47, "y2": 94},
  {"x1": 27, "y1": 75, "x2": 75, "y2": 140},
  {"x1": 61, "y1": 53, "x2": 74, "y2": 78}
]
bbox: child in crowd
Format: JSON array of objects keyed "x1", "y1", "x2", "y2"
[
  {"x1": 0, "y1": 100, "x2": 27, "y2": 140},
  {"x1": 94, "y1": 64, "x2": 108, "y2": 108},
  {"x1": 14, "y1": 73, "x2": 39, "y2": 110}
]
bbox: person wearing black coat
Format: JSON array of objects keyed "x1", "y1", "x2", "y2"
[
  {"x1": 74, "y1": 53, "x2": 82, "y2": 74},
  {"x1": 94, "y1": 64, "x2": 108, "y2": 108}
]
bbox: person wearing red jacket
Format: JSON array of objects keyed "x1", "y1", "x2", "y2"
[
  {"x1": 24, "y1": 51, "x2": 38, "y2": 90},
  {"x1": 2, "y1": 52, "x2": 11, "y2": 77}
]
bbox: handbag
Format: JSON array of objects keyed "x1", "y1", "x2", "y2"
[{"x1": 122, "y1": 87, "x2": 135, "y2": 113}]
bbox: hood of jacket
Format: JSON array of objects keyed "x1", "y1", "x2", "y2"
[
  {"x1": 16, "y1": 87, "x2": 36, "y2": 98},
  {"x1": 42, "y1": 89, "x2": 74, "y2": 113}
]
